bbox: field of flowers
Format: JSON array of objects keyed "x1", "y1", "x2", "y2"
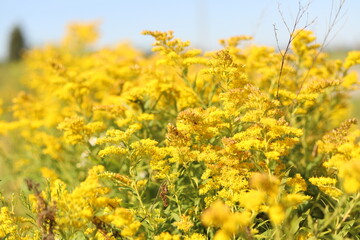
[{"x1": 1, "y1": 23, "x2": 360, "y2": 239}]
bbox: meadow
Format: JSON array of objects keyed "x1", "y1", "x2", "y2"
[{"x1": 0, "y1": 23, "x2": 360, "y2": 240}]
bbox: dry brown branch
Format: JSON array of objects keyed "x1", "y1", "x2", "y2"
[
  {"x1": 296, "y1": 0, "x2": 346, "y2": 96},
  {"x1": 274, "y1": 1, "x2": 316, "y2": 99},
  {"x1": 26, "y1": 179, "x2": 56, "y2": 240}
]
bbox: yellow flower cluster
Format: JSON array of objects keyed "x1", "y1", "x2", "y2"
[
  {"x1": 201, "y1": 200, "x2": 250, "y2": 240},
  {"x1": 317, "y1": 119, "x2": 360, "y2": 194},
  {"x1": 0, "y1": 23, "x2": 360, "y2": 239},
  {"x1": 0, "y1": 206, "x2": 40, "y2": 240},
  {"x1": 58, "y1": 116, "x2": 104, "y2": 144},
  {"x1": 29, "y1": 166, "x2": 142, "y2": 239}
]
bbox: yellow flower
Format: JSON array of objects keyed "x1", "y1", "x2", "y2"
[
  {"x1": 201, "y1": 200, "x2": 250, "y2": 238},
  {"x1": 250, "y1": 173, "x2": 280, "y2": 198},
  {"x1": 173, "y1": 215, "x2": 194, "y2": 232},
  {"x1": 344, "y1": 51, "x2": 360, "y2": 69},
  {"x1": 214, "y1": 230, "x2": 231, "y2": 240},
  {"x1": 238, "y1": 190, "x2": 266, "y2": 211},
  {"x1": 98, "y1": 145, "x2": 128, "y2": 158},
  {"x1": 154, "y1": 232, "x2": 181, "y2": 240},
  {"x1": 339, "y1": 160, "x2": 360, "y2": 194},
  {"x1": 62, "y1": 22, "x2": 99, "y2": 50},
  {"x1": 0, "y1": 206, "x2": 37, "y2": 239},
  {"x1": 309, "y1": 177, "x2": 342, "y2": 197},
  {"x1": 201, "y1": 200, "x2": 230, "y2": 228},
  {"x1": 287, "y1": 174, "x2": 307, "y2": 193},
  {"x1": 40, "y1": 167, "x2": 58, "y2": 181},
  {"x1": 283, "y1": 193, "x2": 311, "y2": 207},
  {"x1": 222, "y1": 212, "x2": 251, "y2": 235},
  {"x1": 268, "y1": 204, "x2": 285, "y2": 225},
  {"x1": 184, "y1": 233, "x2": 207, "y2": 240},
  {"x1": 58, "y1": 116, "x2": 104, "y2": 144}
]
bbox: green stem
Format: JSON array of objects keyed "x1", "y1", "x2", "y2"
[{"x1": 335, "y1": 193, "x2": 360, "y2": 234}]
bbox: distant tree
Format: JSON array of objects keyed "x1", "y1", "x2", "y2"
[{"x1": 8, "y1": 25, "x2": 26, "y2": 62}]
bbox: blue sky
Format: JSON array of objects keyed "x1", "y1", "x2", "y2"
[{"x1": 0, "y1": 0, "x2": 359, "y2": 60}]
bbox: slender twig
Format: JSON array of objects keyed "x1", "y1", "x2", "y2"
[
  {"x1": 26, "y1": 179, "x2": 56, "y2": 240},
  {"x1": 296, "y1": 0, "x2": 346, "y2": 97},
  {"x1": 274, "y1": 1, "x2": 316, "y2": 99}
]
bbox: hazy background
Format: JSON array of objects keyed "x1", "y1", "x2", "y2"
[{"x1": 0, "y1": 0, "x2": 359, "y2": 60}]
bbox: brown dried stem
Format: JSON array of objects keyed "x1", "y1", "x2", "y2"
[
  {"x1": 274, "y1": 1, "x2": 316, "y2": 99},
  {"x1": 26, "y1": 179, "x2": 56, "y2": 240},
  {"x1": 296, "y1": 0, "x2": 346, "y2": 97}
]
